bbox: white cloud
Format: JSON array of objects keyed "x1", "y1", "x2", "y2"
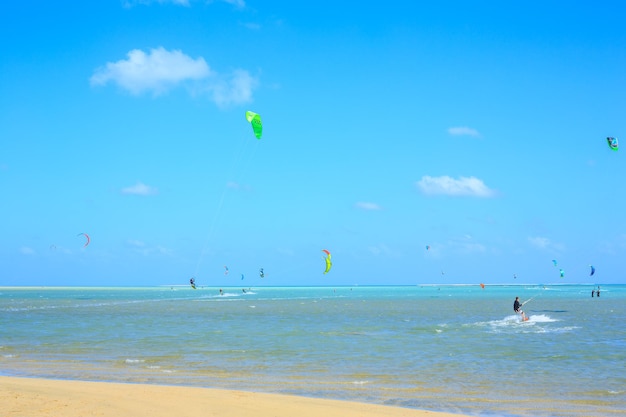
[
  {"x1": 448, "y1": 126, "x2": 481, "y2": 137},
  {"x1": 416, "y1": 175, "x2": 495, "y2": 197},
  {"x1": 91, "y1": 47, "x2": 258, "y2": 106},
  {"x1": 355, "y1": 202, "x2": 382, "y2": 211},
  {"x1": 90, "y1": 47, "x2": 211, "y2": 95},
  {"x1": 207, "y1": 69, "x2": 258, "y2": 108},
  {"x1": 121, "y1": 182, "x2": 158, "y2": 196}
]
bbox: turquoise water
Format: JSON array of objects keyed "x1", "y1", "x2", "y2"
[{"x1": 1, "y1": 285, "x2": 624, "y2": 416}]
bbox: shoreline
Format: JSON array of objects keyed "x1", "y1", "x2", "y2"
[
  {"x1": 0, "y1": 283, "x2": 605, "y2": 289},
  {"x1": 1, "y1": 376, "x2": 471, "y2": 417}
]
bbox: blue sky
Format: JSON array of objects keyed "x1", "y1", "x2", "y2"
[{"x1": 1, "y1": 1, "x2": 625, "y2": 286}]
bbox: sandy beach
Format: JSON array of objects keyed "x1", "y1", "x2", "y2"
[{"x1": 1, "y1": 376, "x2": 471, "y2": 417}]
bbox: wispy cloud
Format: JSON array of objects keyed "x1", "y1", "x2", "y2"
[
  {"x1": 367, "y1": 244, "x2": 399, "y2": 257},
  {"x1": 91, "y1": 47, "x2": 210, "y2": 95},
  {"x1": 20, "y1": 246, "x2": 35, "y2": 255},
  {"x1": 226, "y1": 181, "x2": 253, "y2": 191},
  {"x1": 355, "y1": 202, "x2": 382, "y2": 211},
  {"x1": 127, "y1": 239, "x2": 146, "y2": 248},
  {"x1": 241, "y1": 22, "x2": 261, "y2": 30},
  {"x1": 416, "y1": 175, "x2": 495, "y2": 197},
  {"x1": 528, "y1": 236, "x2": 550, "y2": 249},
  {"x1": 528, "y1": 236, "x2": 565, "y2": 252},
  {"x1": 223, "y1": 0, "x2": 246, "y2": 8},
  {"x1": 91, "y1": 47, "x2": 257, "y2": 106},
  {"x1": 123, "y1": 0, "x2": 245, "y2": 7},
  {"x1": 121, "y1": 182, "x2": 158, "y2": 196},
  {"x1": 122, "y1": 0, "x2": 191, "y2": 7},
  {"x1": 208, "y1": 69, "x2": 258, "y2": 107},
  {"x1": 127, "y1": 239, "x2": 172, "y2": 256},
  {"x1": 448, "y1": 234, "x2": 486, "y2": 254},
  {"x1": 448, "y1": 126, "x2": 481, "y2": 137}
]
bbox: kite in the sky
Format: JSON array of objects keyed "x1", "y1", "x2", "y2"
[
  {"x1": 322, "y1": 249, "x2": 332, "y2": 274},
  {"x1": 246, "y1": 111, "x2": 262, "y2": 139},
  {"x1": 607, "y1": 136, "x2": 618, "y2": 151},
  {"x1": 590, "y1": 265, "x2": 595, "y2": 276},
  {"x1": 77, "y1": 233, "x2": 90, "y2": 247},
  {"x1": 259, "y1": 268, "x2": 264, "y2": 278},
  {"x1": 559, "y1": 269, "x2": 565, "y2": 278},
  {"x1": 241, "y1": 274, "x2": 245, "y2": 280},
  {"x1": 224, "y1": 266, "x2": 229, "y2": 276},
  {"x1": 425, "y1": 245, "x2": 430, "y2": 251},
  {"x1": 190, "y1": 277, "x2": 196, "y2": 289},
  {"x1": 552, "y1": 259, "x2": 557, "y2": 267}
]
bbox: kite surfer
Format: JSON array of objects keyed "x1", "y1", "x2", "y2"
[{"x1": 513, "y1": 296, "x2": 527, "y2": 321}]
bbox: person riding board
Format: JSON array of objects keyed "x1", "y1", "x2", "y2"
[{"x1": 514, "y1": 296, "x2": 527, "y2": 321}]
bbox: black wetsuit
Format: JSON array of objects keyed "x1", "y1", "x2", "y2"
[{"x1": 513, "y1": 300, "x2": 522, "y2": 312}]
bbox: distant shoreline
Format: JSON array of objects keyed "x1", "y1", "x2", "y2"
[{"x1": 0, "y1": 282, "x2": 608, "y2": 289}]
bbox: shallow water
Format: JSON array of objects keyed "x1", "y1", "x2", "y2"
[{"x1": 1, "y1": 285, "x2": 624, "y2": 417}]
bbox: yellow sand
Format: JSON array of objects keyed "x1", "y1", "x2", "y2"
[{"x1": 1, "y1": 376, "x2": 470, "y2": 417}]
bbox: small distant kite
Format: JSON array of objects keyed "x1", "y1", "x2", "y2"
[
  {"x1": 552, "y1": 259, "x2": 557, "y2": 267},
  {"x1": 513, "y1": 274, "x2": 517, "y2": 279},
  {"x1": 246, "y1": 111, "x2": 263, "y2": 139},
  {"x1": 259, "y1": 268, "x2": 264, "y2": 278},
  {"x1": 607, "y1": 136, "x2": 618, "y2": 151},
  {"x1": 77, "y1": 233, "x2": 90, "y2": 247},
  {"x1": 480, "y1": 283, "x2": 485, "y2": 289},
  {"x1": 559, "y1": 268, "x2": 565, "y2": 278},
  {"x1": 224, "y1": 266, "x2": 229, "y2": 276},
  {"x1": 322, "y1": 249, "x2": 332, "y2": 274},
  {"x1": 425, "y1": 245, "x2": 430, "y2": 250},
  {"x1": 590, "y1": 265, "x2": 595, "y2": 276},
  {"x1": 241, "y1": 274, "x2": 245, "y2": 280},
  {"x1": 190, "y1": 277, "x2": 196, "y2": 289}
]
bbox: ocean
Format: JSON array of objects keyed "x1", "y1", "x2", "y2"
[{"x1": 1, "y1": 284, "x2": 624, "y2": 417}]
